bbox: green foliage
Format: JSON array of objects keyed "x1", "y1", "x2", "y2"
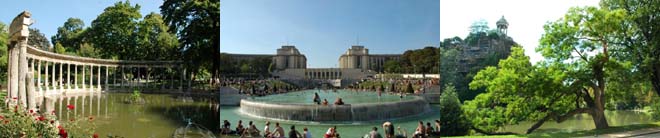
[
  {"x1": 385, "y1": 46, "x2": 439, "y2": 74},
  {"x1": 383, "y1": 60, "x2": 402, "y2": 73},
  {"x1": 76, "y1": 43, "x2": 99, "y2": 58},
  {"x1": 28, "y1": 28, "x2": 51, "y2": 51},
  {"x1": 51, "y1": 18, "x2": 85, "y2": 50},
  {"x1": 0, "y1": 104, "x2": 59, "y2": 137},
  {"x1": 54, "y1": 43, "x2": 66, "y2": 54},
  {"x1": 0, "y1": 22, "x2": 8, "y2": 83},
  {"x1": 87, "y1": 0, "x2": 142, "y2": 59},
  {"x1": 439, "y1": 83, "x2": 471, "y2": 136},
  {"x1": 161, "y1": 0, "x2": 220, "y2": 80},
  {"x1": 136, "y1": 12, "x2": 179, "y2": 60},
  {"x1": 405, "y1": 83, "x2": 413, "y2": 94}
]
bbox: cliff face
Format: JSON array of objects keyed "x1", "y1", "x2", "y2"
[{"x1": 441, "y1": 31, "x2": 517, "y2": 100}]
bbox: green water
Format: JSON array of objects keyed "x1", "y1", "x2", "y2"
[
  {"x1": 54, "y1": 93, "x2": 220, "y2": 138},
  {"x1": 248, "y1": 89, "x2": 414, "y2": 104}
]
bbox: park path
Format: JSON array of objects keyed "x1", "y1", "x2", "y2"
[{"x1": 578, "y1": 127, "x2": 660, "y2": 138}]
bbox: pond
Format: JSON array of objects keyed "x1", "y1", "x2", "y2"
[{"x1": 54, "y1": 93, "x2": 220, "y2": 138}]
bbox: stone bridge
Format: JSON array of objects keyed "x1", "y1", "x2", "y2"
[{"x1": 5, "y1": 11, "x2": 192, "y2": 113}]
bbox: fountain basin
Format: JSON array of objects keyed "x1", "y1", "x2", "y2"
[{"x1": 239, "y1": 93, "x2": 430, "y2": 122}]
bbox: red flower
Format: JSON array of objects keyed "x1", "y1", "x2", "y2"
[
  {"x1": 66, "y1": 105, "x2": 74, "y2": 110},
  {"x1": 29, "y1": 109, "x2": 33, "y2": 113},
  {"x1": 37, "y1": 116, "x2": 45, "y2": 121},
  {"x1": 12, "y1": 97, "x2": 17, "y2": 100},
  {"x1": 50, "y1": 120, "x2": 55, "y2": 124},
  {"x1": 3, "y1": 120, "x2": 8, "y2": 124},
  {"x1": 88, "y1": 116, "x2": 94, "y2": 121},
  {"x1": 93, "y1": 133, "x2": 99, "y2": 138},
  {"x1": 58, "y1": 127, "x2": 68, "y2": 138}
]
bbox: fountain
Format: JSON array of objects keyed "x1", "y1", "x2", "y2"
[{"x1": 239, "y1": 90, "x2": 431, "y2": 122}]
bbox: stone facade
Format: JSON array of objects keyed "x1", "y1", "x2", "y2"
[
  {"x1": 273, "y1": 45, "x2": 307, "y2": 70},
  {"x1": 338, "y1": 45, "x2": 401, "y2": 72}
]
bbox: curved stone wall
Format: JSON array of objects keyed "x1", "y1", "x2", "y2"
[{"x1": 239, "y1": 96, "x2": 430, "y2": 122}]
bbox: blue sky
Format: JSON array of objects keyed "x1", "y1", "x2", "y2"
[
  {"x1": 0, "y1": 0, "x2": 161, "y2": 44},
  {"x1": 221, "y1": 0, "x2": 440, "y2": 68}
]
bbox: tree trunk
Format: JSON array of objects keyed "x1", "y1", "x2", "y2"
[
  {"x1": 651, "y1": 63, "x2": 660, "y2": 97},
  {"x1": 591, "y1": 108, "x2": 609, "y2": 129}
]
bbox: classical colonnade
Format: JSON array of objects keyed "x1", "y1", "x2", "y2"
[{"x1": 6, "y1": 11, "x2": 190, "y2": 113}]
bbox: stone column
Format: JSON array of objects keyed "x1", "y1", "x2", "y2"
[
  {"x1": 161, "y1": 68, "x2": 165, "y2": 90},
  {"x1": 74, "y1": 65, "x2": 78, "y2": 89},
  {"x1": 97, "y1": 65, "x2": 101, "y2": 91},
  {"x1": 169, "y1": 67, "x2": 174, "y2": 90},
  {"x1": 181, "y1": 67, "x2": 185, "y2": 92},
  {"x1": 52, "y1": 63, "x2": 56, "y2": 92},
  {"x1": 146, "y1": 68, "x2": 150, "y2": 89},
  {"x1": 37, "y1": 60, "x2": 41, "y2": 93},
  {"x1": 121, "y1": 67, "x2": 124, "y2": 89},
  {"x1": 105, "y1": 66, "x2": 109, "y2": 91},
  {"x1": 89, "y1": 65, "x2": 93, "y2": 92},
  {"x1": 59, "y1": 62, "x2": 63, "y2": 93},
  {"x1": 82, "y1": 65, "x2": 85, "y2": 90},
  {"x1": 45, "y1": 62, "x2": 49, "y2": 92},
  {"x1": 27, "y1": 71, "x2": 35, "y2": 110},
  {"x1": 130, "y1": 67, "x2": 134, "y2": 90},
  {"x1": 67, "y1": 63, "x2": 71, "y2": 90},
  {"x1": 137, "y1": 66, "x2": 141, "y2": 90}
]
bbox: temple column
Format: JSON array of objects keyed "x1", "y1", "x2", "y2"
[
  {"x1": 120, "y1": 67, "x2": 124, "y2": 89},
  {"x1": 74, "y1": 65, "x2": 78, "y2": 89},
  {"x1": 137, "y1": 66, "x2": 141, "y2": 90},
  {"x1": 97, "y1": 65, "x2": 101, "y2": 92},
  {"x1": 52, "y1": 62, "x2": 56, "y2": 92},
  {"x1": 27, "y1": 60, "x2": 35, "y2": 110},
  {"x1": 89, "y1": 65, "x2": 93, "y2": 92},
  {"x1": 67, "y1": 63, "x2": 71, "y2": 90},
  {"x1": 59, "y1": 62, "x2": 63, "y2": 93},
  {"x1": 180, "y1": 67, "x2": 185, "y2": 92},
  {"x1": 44, "y1": 62, "x2": 49, "y2": 93},
  {"x1": 37, "y1": 60, "x2": 41, "y2": 93},
  {"x1": 82, "y1": 65, "x2": 86, "y2": 91},
  {"x1": 169, "y1": 67, "x2": 174, "y2": 90},
  {"x1": 161, "y1": 68, "x2": 165, "y2": 90},
  {"x1": 105, "y1": 66, "x2": 109, "y2": 91}
]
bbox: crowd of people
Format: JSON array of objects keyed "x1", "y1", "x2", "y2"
[
  {"x1": 312, "y1": 92, "x2": 345, "y2": 106},
  {"x1": 220, "y1": 77, "x2": 300, "y2": 96},
  {"x1": 220, "y1": 119, "x2": 442, "y2": 138}
]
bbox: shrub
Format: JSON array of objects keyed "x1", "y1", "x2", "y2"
[{"x1": 439, "y1": 83, "x2": 471, "y2": 136}]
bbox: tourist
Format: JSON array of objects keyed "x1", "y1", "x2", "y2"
[
  {"x1": 412, "y1": 121, "x2": 425, "y2": 138},
  {"x1": 273, "y1": 122, "x2": 285, "y2": 138},
  {"x1": 434, "y1": 120, "x2": 441, "y2": 133},
  {"x1": 289, "y1": 125, "x2": 303, "y2": 138},
  {"x1": 236, "y1": 120, "x2": 245, "y2": 136},
  {"x1": 322, "y1": 99, "x2": 329, "y2": 105},
  {"x1": 395, "y1": 126, "x2": 407, "y2": 138},
  {"x1": 313, "y1": 93, "x2": 321, "y2": 105},
  {"x1": 425, "y1": 122, "x2": 434, "y2": 136},
  {"x1": 303, "y1": 127, "x2": 312, "y2": 138},
  {"x1": 243, "y1": 121, "x2": 261, "y2": 137},
  {"x1": 324, "y1": 127, "x2": 334, "y2": 138},
  {"x1": 382, "y1": 122, "x2": 394, "y2": 138},
  {"x1": 221, "y1": 120, "x2": 232, "y2": 134},
  {"x1": 333, "y1": 126, "x2": 340, "y2": 138},
  {"x1": 264, "y1": 121, "x2": 272, "y2": 137},
  {"x1": 369, "y1": 127, "x2": 383, "y2": 138},
  {"x1": 334, "y1": 98, "x2": 344, "y2": 105}
]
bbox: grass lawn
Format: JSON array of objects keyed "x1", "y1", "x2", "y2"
[{"x1": 447, "y1": 121, "x2": 660, "y2": 138}]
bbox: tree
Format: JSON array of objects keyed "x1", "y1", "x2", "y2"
[
  {"x1": 87, "y1": 1, "x2": 141, "y2": 59},
  {"x1": 77, "y1": 43, "x2": 99, "y2": 58},
  {"x1": 136, "y1": 12, "x2": 179, "y2": 60},
  {"x1": 161, "y1": 0, "x2": 220, "y2": 83},
  {"x1": 439, "y1": 83, "x2": 470, "y2": 136},
  {"x1": 54, "y1": 43, "x2": 66, "y2": 54},
  {"x1": 28, "y1": 28, "x2": 51, "y2": 51},
  {"x1": 405, "y1": 83, "x2": 413, "y2": 94},
  {"x1": 0, "y1": 22, "x2": 8, "y2": 83},
  {"x1": 51, "y1": 18, "x2": 85, "y2": 50},
  {"x1": 600, "y1": 0, "x2": 660, "y2": 96},
  {"x1": 383, "y1": 60, "x2": 402, "y2": 73}
]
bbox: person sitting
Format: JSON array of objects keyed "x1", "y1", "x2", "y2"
[
  {"x1": 221, "y1": 120, "x2": 233, "y2": 134},
  {"x1": 272, "y1": 122, "x2": 285, "y2": 138},
  {"x1": 243, "y1": 121, "x2": 261, "y2": 137},
  {"x1": 412, "y1": 121, "x2": 424, "y2": 138},
  {"x1": 334, "y1": 98, "x2": 345, "y2": 105},
  {"x1": 313, "y1": 93, "x2": 321, "y2": 105},
  {"x1": 264, "y1": 121, "x2": 272, "y2": 137},
  {"x1": 369, "y1": 127, "x2": 383, "y2": 138},
  {"x1": 236, "y1": 120, "x2": 245, "y2": 136},
  {"x1": 289, "y1": 125, "x2": 303, "y2": 138},
  {"x1": 395, "y1": 126, "x2": 407, "y2": 138},
  {"x1": 322, "y1": 99, "x2": 329, "y2": 105},
  {"x1": 425, "y1": 122, "x2": 434, "y2": 136},
  {"x1": 382, "y1": 122, "x2": 394, "y2": 138},
  {"x1": 303, "y1": 127, "x2": 312, "y2": 138},
  {"x1": 434, "y1": 120, "x2": 441, "y2": 134}
]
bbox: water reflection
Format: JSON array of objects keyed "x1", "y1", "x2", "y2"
[{"x1": 53, "y1": 93, "x2": 220, "y2": 137}]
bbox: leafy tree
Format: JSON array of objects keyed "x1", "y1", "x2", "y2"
[
  {"x1": 405, "y1": 83, "x2": 413, "y2": 94},
  {"x1": 87, "y1": 1, "x2": 141, "y2": 59},
  {"x1": 51, "y1": 18, "x2": 85, "y2": 50},
  {"x1": 383, "y1": 60, "x2": 401, "y2": 73},
  {"x1": 54, "y1": 43, "x2": 66, "y2": 54},
  {"x1": 0, "y1": 22, "x2": 8, "y2": 83},
  {"x1": 600, "y1": 0, "x2": 660, "y2": 96},
  {"x1": 136, "y1": 12, "x2": 179, "y2": 60},
  {"x1": 77, "y1": 43, "x2": 99, "y2": 58},
  {"x1": 28, "y1": 28, "x2": 50, "y2": 51},
  {"x1": 161, "y1": 0, "x2": 220, "y2": 83},
  {"x1": 439, "y1": 83, "x2": 470, "y2": 136}
]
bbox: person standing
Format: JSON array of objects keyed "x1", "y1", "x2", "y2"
[
  {"x1": 289, "y1": 125, "x2": 303, "y2": 138},
  {"x1": 313, "y1": 93, "x2": 321, "y2": 104}
]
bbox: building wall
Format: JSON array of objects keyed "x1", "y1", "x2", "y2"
[{"x1": 338, "y1": 45, "x2": 401, "y2": 72}]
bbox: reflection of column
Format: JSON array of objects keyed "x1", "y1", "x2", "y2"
[
  {"x1": 58, "y1": 97, "x2": 63, "y2": 119},
  {"x1": 89, "y1": 93, "x2": 93, "y2": 115},
  {"x1": 97, "y1": 94, "x2": 100, "y2": 116},
  {"x1": 81, "y1": 96, "x2": 85, "y2": 117},
  {"x1": 73, "y1": 96, "x2": 77, "y2": 117}
]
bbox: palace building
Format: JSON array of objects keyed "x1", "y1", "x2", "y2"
[{"x1": 338, "y1": 45, "x2": 401, "y2": 72}]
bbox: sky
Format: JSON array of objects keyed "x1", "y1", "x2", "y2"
[
  {"x1": 440, "y1": 0, "x2": 600, "y2": 63},
  {"x1": 0, "y1": 0, "x2": 162, "y2": 44},
  {"x1": 220, "y1": 0, "x2": 440, "y2": 68}
]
